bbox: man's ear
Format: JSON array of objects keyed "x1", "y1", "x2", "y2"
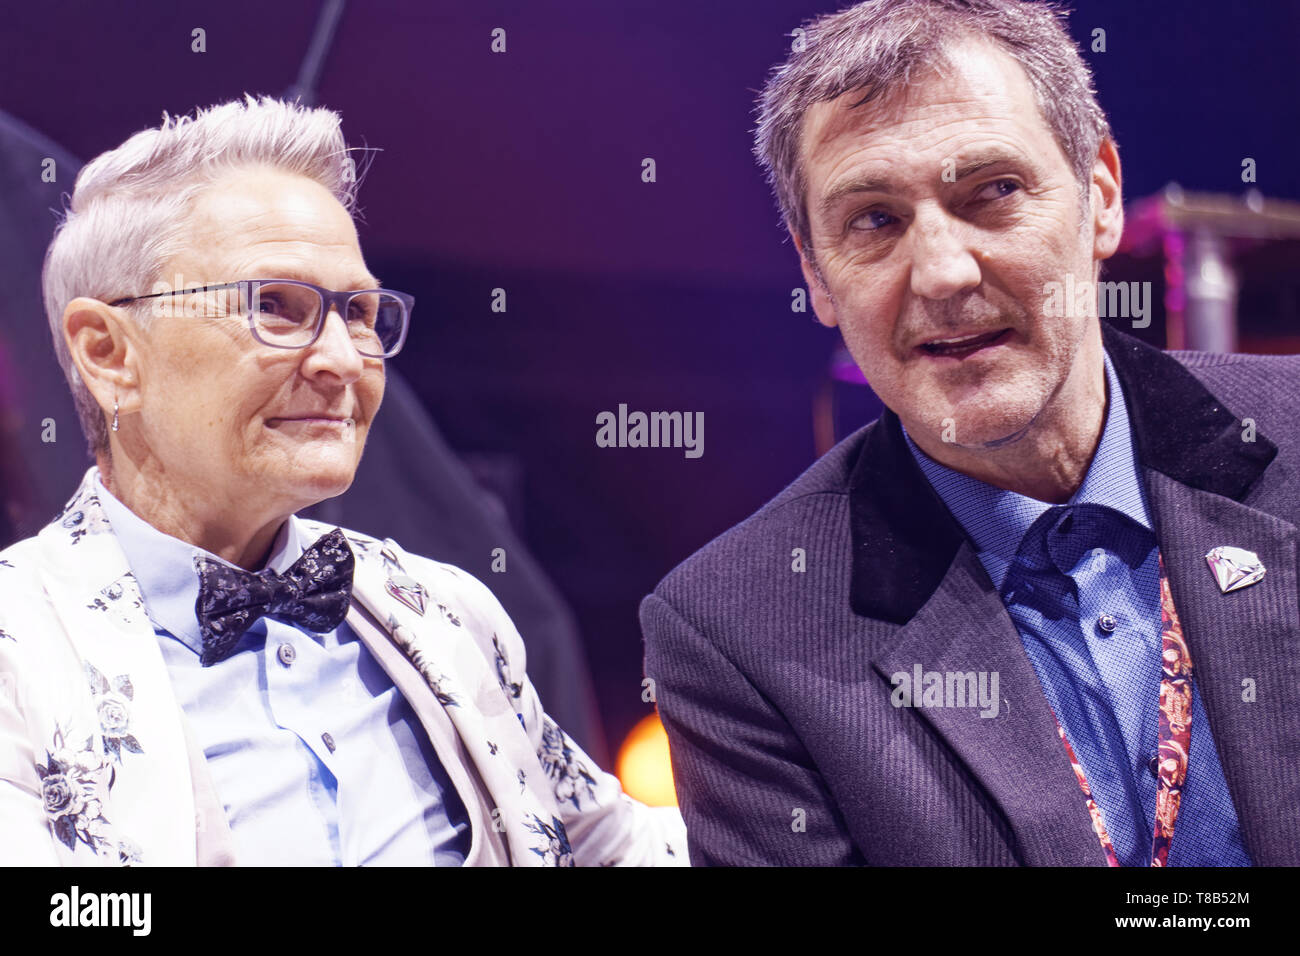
[
  {"x1": 791, "y1": 229, "x2": 839, "y2": 329},
  {"x1": 64, "y1": 298, "x2": 141, "y2": 415},
  {"x1": 1090, "y1": 137, "x2": 1124, "y2": 262}
]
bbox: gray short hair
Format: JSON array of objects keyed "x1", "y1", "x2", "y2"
[
  {"x1": 42, "y1": 94, "x2": 363, "y2": 458},
  {"x1": 754, "y1": 0, "x2": 1112, "y2": 256}
]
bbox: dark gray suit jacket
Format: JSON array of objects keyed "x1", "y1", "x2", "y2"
[{"x1": 641, "y1": 322, "x2": 1300, "y2": 865}]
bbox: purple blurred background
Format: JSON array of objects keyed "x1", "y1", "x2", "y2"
[{"x1": 2, "y1": 0, "x2": 1297, "y2": 758}]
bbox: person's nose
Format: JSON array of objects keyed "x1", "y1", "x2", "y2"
[
  {"x1": 301, "y1": 304, "x2": 364, "y2": 383},
  {"x1": 907, "y1": 205, "x2": 982, "y2": 300}
]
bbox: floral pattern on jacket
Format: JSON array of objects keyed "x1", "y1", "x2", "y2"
[
  {"x1": 525, "y1": 813, "x2": 575, "y2": 867},
  {"x1": 34, "y1": 726, "x2": 121, "y2": 858},
  {"x1": 85, "y1": 663, "x2": 144, "y2": 763},
  {"x1": 538, "y1": 716, "x2": 598, "y2": 809},
  {"x1": 0, "y1": 465, "x2": 688, "y2": 867}
]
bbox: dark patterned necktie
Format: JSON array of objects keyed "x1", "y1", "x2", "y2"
[{"x1": 194, "y1": 527, "x2": 355, "y2": 666}]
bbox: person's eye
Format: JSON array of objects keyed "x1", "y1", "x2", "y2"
[
  {"x1": 347, "y1": 299, "x2": 378, "y2": 326},
  {"x1": 257, "y1": 294, "x2": 288, "y2": 315},
  {"x1": 972, "y1": 178, "x2": 1020, "y2": 202},
  {"x1": 848, "y1": 208, "x2": 899, "y2": 232},
  {"x1": 253, "y1": 295, "x2": 309, "y2": 329}
]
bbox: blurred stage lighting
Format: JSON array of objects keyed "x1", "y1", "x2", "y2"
[{"x1": 616, "y1": 713, "x2": 678, "y2": 807}]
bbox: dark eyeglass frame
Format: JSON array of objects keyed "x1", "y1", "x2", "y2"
[{"x1": 107, "y1": 278, "x2": 415, "y2": 358}]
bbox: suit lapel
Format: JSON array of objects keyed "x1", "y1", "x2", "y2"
[
  {"x1": 869, "y1": 542, "x2": 1109, "y2": 864},
  {"x1": 338, "y1": 527, "x2": 557, "y2": 865},
  {"x1": 851, "y1": 406, "x2": 1106, "y2": 862},
  {"x1": 1142, "y1": 470, "x2": 1300, "y2": 865},
  {"x1": 344, "y1": 598, "x2": 508, "y2": 866},
  {"x1": 35, "y1": 468, "x2": 202, "y2": 865},
  {"x1": 1108, "y1": 324, "x2": 1298, "y2": 863}
]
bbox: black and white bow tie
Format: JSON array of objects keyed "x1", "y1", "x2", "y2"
[{"x1": 194, "y1": 528, "x2": 355, "y2": 666}]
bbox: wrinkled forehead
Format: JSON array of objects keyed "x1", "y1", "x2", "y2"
[
  {"x1": 798, "y1": 36, "x2": 1048, "y2": 179},
  {"x1": 187, "y1": 169, "x2": 359, "y2": 244},
  {"x1": 171, "y1": 168, "x2": 371, "y2": 286}
]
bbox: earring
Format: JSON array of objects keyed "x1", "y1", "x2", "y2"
[{"x1": 112, "y1": 399, "x2": 119, "y2": 433}]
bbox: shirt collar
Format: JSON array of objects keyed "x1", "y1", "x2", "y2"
[
  {"x1": 901, "y1": 349, "x2": 1153, "y2": 591},
  {"x1": 93, "y1": 470, "x2": 303, "y2": 656}
]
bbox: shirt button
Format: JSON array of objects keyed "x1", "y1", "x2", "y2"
[
  {"x1": 1148, "y1": 752, "x2": 1161, "y2": 778},
  {"x1": 277, "y1": 642, "x2": 296, "y2": 666},
  {"x1": 1097, "y1": 613, "x2": 1118, "y2": 634},
  {"x1": 321, "y1": 732, "x2": 336, "y2": 753}
]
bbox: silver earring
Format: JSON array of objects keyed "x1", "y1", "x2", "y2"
[{"x1": 112, "y1": 399, "x2": 119, "y2": 433}]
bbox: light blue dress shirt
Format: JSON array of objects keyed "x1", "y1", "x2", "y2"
[
  {"x1": 901, "y1": 351, "x2": 1249, "y2": 866},
  {"x1": 94, "y1": 475, "x2": 471, "y2": 866}
]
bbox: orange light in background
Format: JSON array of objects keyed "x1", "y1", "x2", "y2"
[{"x1": 616, "y1": 712, "x2": 678, "y2": 807}]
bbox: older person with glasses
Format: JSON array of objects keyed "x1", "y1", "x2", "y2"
[{"x1": 0, "y1": 95, "x2": 686, "y2": 867}]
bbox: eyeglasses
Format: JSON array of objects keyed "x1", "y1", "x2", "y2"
[{"x1": 108, "y1": 279, "x2": 414, "y2": 358}]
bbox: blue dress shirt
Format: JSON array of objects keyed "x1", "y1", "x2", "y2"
[
  {"x1": 901, "y1": 351, "x2": 1249, "y2": 866},
  {"x1": 94, "y1": 475, "x2": 471, "y2": 866}
]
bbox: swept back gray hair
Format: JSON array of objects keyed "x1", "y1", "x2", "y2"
[
  {"x1": 42, "y1": 94, "x2": 362, "y2": 458},
  {"x1": 754, "y1": 0, "x2": 1111, "y2": 256}
]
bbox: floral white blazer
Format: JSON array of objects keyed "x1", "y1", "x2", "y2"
[{"x1": 0, "y1": 467, "x2": 687, "y2": 867}]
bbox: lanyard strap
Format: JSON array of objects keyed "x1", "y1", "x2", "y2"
[{"x1": 1052, "y1": 552, "x2": 1194, "y2": 867}]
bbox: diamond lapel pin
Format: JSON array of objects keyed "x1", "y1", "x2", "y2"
[
  {"x1": 386, "y1": 572, "x2": 428, "y2": 615},
  {"x1": 1205, "y1": 546, "x2": 1266, "y2": 594}
]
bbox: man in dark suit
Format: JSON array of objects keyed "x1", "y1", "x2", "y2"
[{"x1": 641, "y1": 0, "x2": 1300, "y2": 865}]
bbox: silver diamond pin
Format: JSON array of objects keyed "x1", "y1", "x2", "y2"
[
  {"x1": 386, "y1": 573, "x2": 428, "y2": 615},
  {"x1": 1205, "y1": 546, "x2": 1266, "y2": 594}
]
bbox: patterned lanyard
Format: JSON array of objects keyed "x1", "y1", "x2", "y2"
[{"x1": 1051, "y1": 552, "x2": 1193, "y2": 867}]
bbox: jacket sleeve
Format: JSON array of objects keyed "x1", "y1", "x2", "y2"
[
  {"x1": 524, "y1": 689, "x2": 689, "y2": 868},
  {"x1": 407, "y1": 555, "x2": 688, "y2": 867},
  {"x1": 0, "y1": 637, "x2": 60, "y2": 865},
  {"x1": 640, "y1": 591, "x2": 861, "y2": 865}
]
